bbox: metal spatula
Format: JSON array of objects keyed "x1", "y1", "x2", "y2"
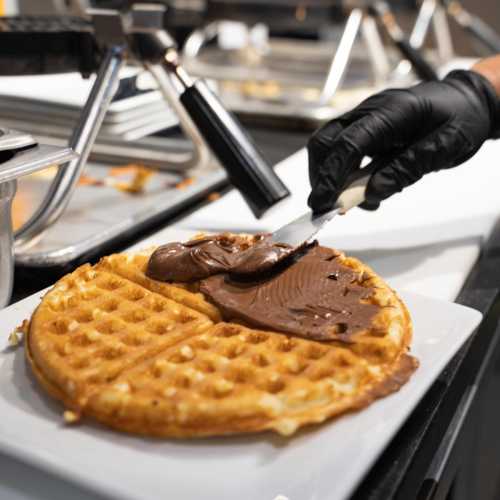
[{"x1": 270, "y1": 165, "x2": 375, "y2": 247}]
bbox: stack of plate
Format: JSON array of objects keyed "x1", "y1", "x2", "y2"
[{"x1": 0, "y1": 68, "x2": 182, "y2": 166}]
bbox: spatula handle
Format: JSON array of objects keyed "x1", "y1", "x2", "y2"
[{"x1": 335, "y1": 162, "x2": 378, "y2": 212}]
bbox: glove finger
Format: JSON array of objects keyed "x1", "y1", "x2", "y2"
[
  {"x1": 308, "y1": 138, "x2": 364, "y2": 213},
  {"x1": 308, "y1": 120, "x2": 349, "y2": 189},
  {"x1": 308, "y1": 120, "x2": 346, "y2": 164},
  {"x1": 359, "y1": 200, "x2": 380, "y2": 211},
  {"x1": 365, "y1": 124, "x2": 470, "y2": 204},
  {"x1": 307, "y1": 105, "x2": 381, "y2": 188},
  {"x1": 331, "y1": 113, "x2": 397, "y2": 158},
  {"x1": 308, "y1": 112, "x2": 400, "y2": 213}
]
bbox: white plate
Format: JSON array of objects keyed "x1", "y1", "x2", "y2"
[
  {"x1": 0, "y1": 290, "x2": 481, "y2": 500},
  {"x1": 179, "y1": 145, "x2": 500, "y2": 251}
]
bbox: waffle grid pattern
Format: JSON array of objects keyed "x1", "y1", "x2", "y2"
[{"x1": 26, "y1": 246, "x2": 417, "y2": 437}]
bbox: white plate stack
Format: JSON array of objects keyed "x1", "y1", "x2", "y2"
[{"x1": 0, "y1": 68, "x2": 178, "y2": 144}]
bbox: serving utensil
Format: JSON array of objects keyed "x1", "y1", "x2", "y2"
[{"x1": 270, "y1": 164, "x2": 375, "y2": 247}]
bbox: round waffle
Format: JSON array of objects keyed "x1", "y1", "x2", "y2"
[{"x1": 25, "y1": 238, "x2": 417, "y2": 437}]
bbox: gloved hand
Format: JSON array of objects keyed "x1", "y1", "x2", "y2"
[{"x1": 308, "y1": 70, "x2": 500, "y2": 213}]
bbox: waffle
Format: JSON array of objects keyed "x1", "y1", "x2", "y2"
[{"x1": 25, "y1": 239, "x2": 417, "y2": 437}]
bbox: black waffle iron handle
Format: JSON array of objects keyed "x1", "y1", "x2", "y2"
[{"x1": 179, "y1": 79, "x2": 290, "y2": 218}]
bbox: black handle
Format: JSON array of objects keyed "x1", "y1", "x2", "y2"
[
  {"x1": 394, "y1": 39, "x2": 439, "y2": 81},
  {"x1": 180, "y1": 80, "x2": 290, "y2": 218}
]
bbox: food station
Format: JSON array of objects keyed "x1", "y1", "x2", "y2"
[{"x1": 1, "y1": 1, "x2": 500, "y2": 499}]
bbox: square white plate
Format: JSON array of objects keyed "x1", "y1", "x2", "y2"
[
  {"x1": 179, "y1": 146, "x2": 500, "y2": 251},
  {"x1": 0, "y1": 288, "x2": 481, "y2": 500}
]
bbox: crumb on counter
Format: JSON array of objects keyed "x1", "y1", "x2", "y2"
[
  {"x1": 77, "y1": 164, "x2": 156, "y2": 194},
  {"x1": 77, "y1": 175, "x2": 104, "y2": 187},
  {"x1": 175, "y1": 177, "x2": 195, "y2": 190},
  {"x1": 8, "y1": 320, "x2": 29, "y2": 347},
  {"x1": 113, "y1": 165, "x2": 155, "y2": 194},
  {"x1": 8, "y1": 331, "x2": 20, "y2": 347}
]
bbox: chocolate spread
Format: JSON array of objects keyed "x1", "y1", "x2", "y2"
[
  {"x1": 146, "y1": 236, "x2": 380, "y2": 341},
  {"x1": 146, "y1": 234, "x2": 297, "y2": 282}
]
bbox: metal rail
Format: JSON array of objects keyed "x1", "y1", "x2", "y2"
[
  {"x1": 0, "y1": 144, "x2": 75, "y2": 307},
  {"x1": 319, "y1": 8, "x2": 364, "y2": 106},
  {"x1": 0, "y1": 180, "x2": 16, "y2": 308},
  {"x1": 146, "y1": 63, "x2": 213, "y2": 174},
  {"x1": 181, "y1": 9, "x2": 391, "y2": 109},
  {"x1": 7, "y1": 4, "x2": 286, "y2": 289},
  {"x1": 15, "y1": 46, "x2": 124, "y2": 249}
]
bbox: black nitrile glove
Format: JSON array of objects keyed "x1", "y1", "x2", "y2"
[{"x1": 308, "y1": 70, "x2": 500, "y2": 213}]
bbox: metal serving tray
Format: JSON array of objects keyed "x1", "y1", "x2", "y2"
[{"x1": 13, "y1": 161, "x2": 226, "y2": 267}]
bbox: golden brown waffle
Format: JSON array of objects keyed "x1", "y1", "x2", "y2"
[{"x1": 25, "y1": 238, "x2": 417, "y2": 437}]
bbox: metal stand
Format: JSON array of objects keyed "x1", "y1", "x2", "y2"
[
  {"x1": 320, "y1": 8, "x2": 392, "y2": 104},
  {"x1": 0, "y1": 180, "x2": 16, "y2": 308},
  {"x1": 15, "y1": 46, "x2": 124, "y2": 249},
  {"x1": 0, "y1": 144, "x2": 75, "y2": 307},
  {"x1": 10, "y1": 6, "x2": 256, "y2": 252},
  {"x1": 361, "y1": 14, "x2": 391, "y2": 85},
  {"x1": 182, "y1": 8, "x2": 391, "y2": 111},
  {"x1": 402, "y1": 0, "x2": 500, "y2": 65},
  {"x1": 319, "y1": 9, "x2": 364, "y2": 106},
  {"x1": 1, "y1": 4, "x2": 288, "y2": 307},
  {"x1": 431, "y1": 2, "x2": 454, "y2": 62},
  {"x1": 393, "y1": 0, "x2": 453, "y2": 78},
  {"x1": 146, "y1": 63, "x2": 213, "y2": 174}
]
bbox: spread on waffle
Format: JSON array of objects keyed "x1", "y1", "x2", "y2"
[{"x1": 25, "y1": 233, "x2": 418, "y2": 437}]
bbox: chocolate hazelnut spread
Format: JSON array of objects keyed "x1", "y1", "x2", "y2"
[
  {"x1": 146, "y1": 235, "x2": 381, "y2": 341},
  {"x1": 146, "y1": 234, "x2": 297, "y2": 282}
]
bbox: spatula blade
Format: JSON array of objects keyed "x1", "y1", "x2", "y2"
[{"x1": 269, "y1": 209, "x2": 340, "y2": 247}]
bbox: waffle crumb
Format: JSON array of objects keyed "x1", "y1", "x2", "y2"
[
  {"x1": 8, "y1": 331, "x2": 20, "y2": 347},
  {"x1": 274, "y1": 418, "x2": 299, "y2": 436},
  {"x1": 8, "y1": 320, "x2": 29, "y2": 347},
  {"x1": 63, "y1": 410, "x2": 80, "y2": 424}
]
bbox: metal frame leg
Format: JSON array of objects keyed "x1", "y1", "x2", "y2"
[
  {"x1": 0, "y1": 179, "x2": 16, "y2": 308},
  {"x1": 410, "y1": 0, "x2": 438, "y2": 49},
  {"x1": 361, "y1": 15, "x2": 391, "y2": 85},
  {"x1": 394, "y1": 0, "x2": 453, "y2": 78},
  {"x1": 432, "y1": 4, "x2": 454, "y2": 62},
  {"x1": 15, "y1": 46, "x2": 124, "y2": 250},
  {"x1": 182, "y1": 22, "x2": 221, "y2": 59},
  {"x1": 147, "y1": 63, "x2": 214, "y2": 173},
  {"x1": 394, "y1": 0, "x2": 436, "y2": 77},
  {"x1": 318, "y1": 8, "x2": 363, "y2": 106},
  {"x1": 407, "y1": 0, "x2": 453, "y2": 66}
]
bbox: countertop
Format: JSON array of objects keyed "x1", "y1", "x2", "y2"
[{"x1": 3, "y1": 133, "x2": 500, "y2": 499}]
